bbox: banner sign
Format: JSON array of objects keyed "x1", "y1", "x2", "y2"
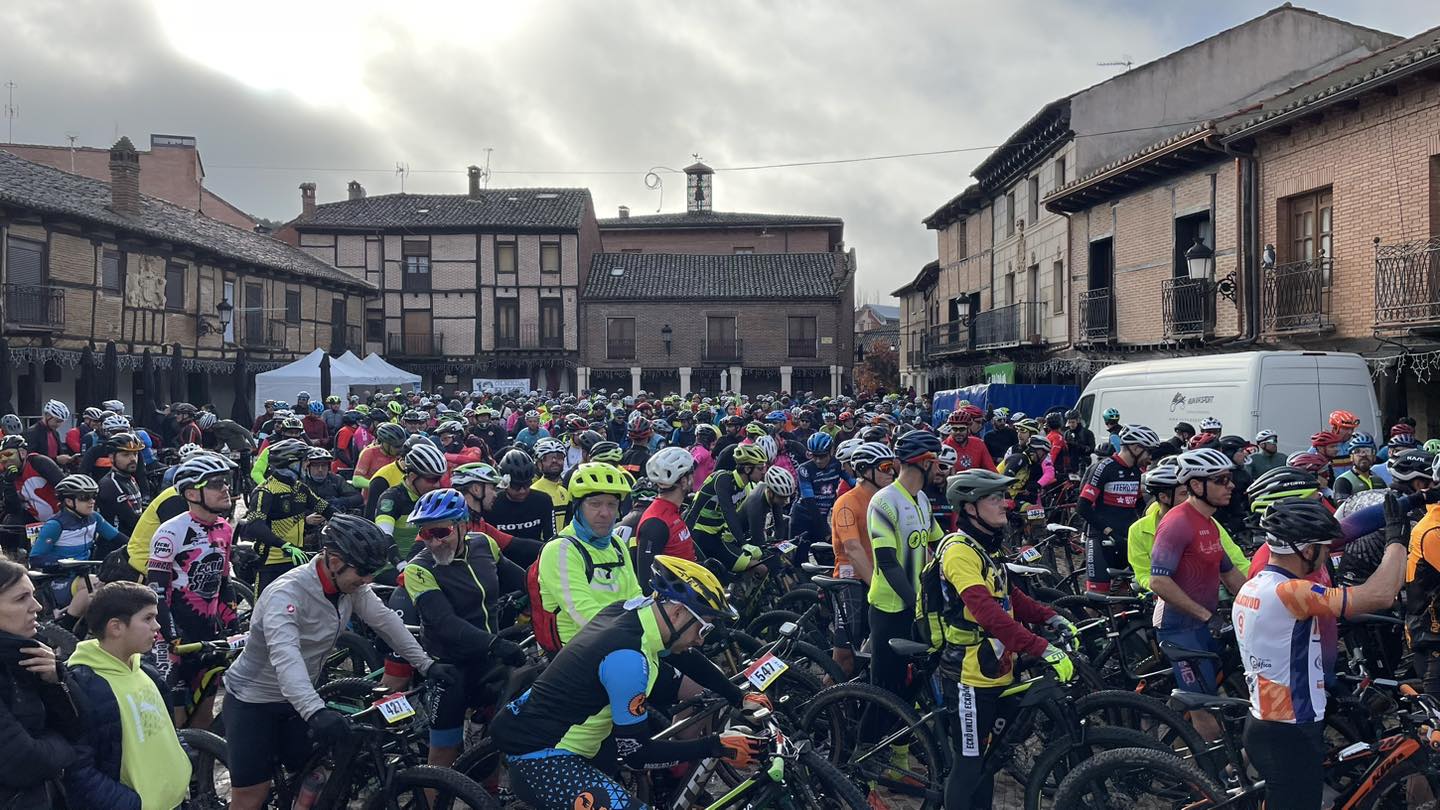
[{"x1": 472, "y1": 378, "x2": 531, "y2": 395}]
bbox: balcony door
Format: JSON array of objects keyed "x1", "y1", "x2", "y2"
[
  {"x1": 244, "y1": 283, "x2": 264, "y2": 344},
  {"x1": 402, "y1": 310, "x2": 432, "y2": 355},
  {"x1": 706, "y1": 316, "x2": 737, "y2": 359}
]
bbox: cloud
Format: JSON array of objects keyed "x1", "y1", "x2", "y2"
[{"x1": 1, "y1": 0, "x2": 1432, "y2": 301}]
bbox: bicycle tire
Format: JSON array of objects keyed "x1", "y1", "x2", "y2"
[
  {"x1": 317, "y1": 676, "x2": 383, "y2": 704},
  {"x1": 230, "y1": 580, "x2": 255, "y2": 622},
  {"x1": 37, "y1": 621, "x2": 79, "y2": 662},
  {"x1": 792, "y1": 749, "x2": 870, "y2": 809},
  {"x1": 452, "y1": 735, "x2": 504, "y2": 796},
  {"x1": 1051, "y1": 746, "x2": 1227, "y2": 809},
  {"x1": 1022, "y1": 726, "x2": 1166, "y2": 810},
  {"x1": 798, "y1": 680, "x2": 945, "y2": 810},
  {"x1": 321, "y1": 629, "x2": 382, "y2": 681},
  {"x1": 361, "y1": 764, "x2": 500, "y2": 810},
  {"x1": 746, "y1": 608, "x2": 830, "y2": 653},
  {"x1": 179, "y1": 728, "x2": 231, "y2": 810},
  {"x1": 1074, "y1": 690, "x2": 1211, "y2": 778}
]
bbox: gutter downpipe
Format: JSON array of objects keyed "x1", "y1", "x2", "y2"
[{"x1": 1207, "y1": 134, "x2": 1259, "y2": 345}]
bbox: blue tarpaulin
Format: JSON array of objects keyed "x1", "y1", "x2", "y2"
[{"x1": 931, "y1": 384, "x2": 1081, "y2": 426}]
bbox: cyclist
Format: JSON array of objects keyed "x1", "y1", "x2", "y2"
[
  {"x1": 122, "y1": 445, "x2": 212, "y2": 581},
  {"x1": 78, "y1": 414, "x2": 133, "y2": 481},
  {"x1": 402, "y1": 488, "x2": 527, "y2": 768},
  {"x1": 1246, "y1": 430, "x2": 1284, "y2": 478},
  {"x1": 470, "y1": 407, "x2": 509, "y2": 457},
  {"x1": 146, "y1": 453, "x2": 241, "y2": 728},
  {"x1": 352, "y1": 422, "x2": 406, "y2": 496},
  {"x1": 515, "y1": 410, "x2": 550, "y2": 450},
  {"x1": 0, "y1": 434, "x2": 64, "y2": 554},
  {"x1": 96, "y1": 432, "x2": 147, "y2": 536},
  {"x1": 739, "y1": 465, "x2": 795, "y2": 552},
  {"x1": 868, "y1": 430, "x2": 945, "y2": 704},
  {"x1": 446, "y1": 461, "x2": 540, "y2": 567},
  {"x1": 1100, "y1": 407, "x2": 1123, "y2": 453},
  {"x1": 1406, "y1": 453, "x2": 1440, "y2": 695},
  {"x1": 248, "y1": 415, "x2": 306, "y2": 485},
  {"x1": 1129, "y1": 458, "x2": 1249, "y2": 591},
  {"x1": 244, "y1": 439, "x2": 328, "y2": 592},
  {"x1": 299, "y1": 447, "x2": 362, "y2": 513},
  {"x1": 1328, "y1": 409, "x2": 1362, "y2": 473},
  {"x1": 373, "y1": 442, "x2": 449, "y2": 562},
  {"x1": 687, "y1": 443, "x2": 769, "y2": 573},
  {"x1": 919, "y1": 468, "x2": 1076, "y2": 809},
  {"x1": 790, "y1": 431, "x2": 852, "y2": 548},
  {"x1": 25, "y1": 399, "x2": 74, "y2": 466},
  {"x1": 531, "y1": 438, "x2": 573, "y2": 534},
  {"x1": 494, "y1": 555, "x2": 763, "y2": 810},
  {"x1": 1333, "y1": 431, "x2": 1380, "y2": 503},
  {"x1": 491, "y1": 448, "x2": 558, "y2": 542},
  {"x1": 1060, "y1": 410, "x2": 1096, "y2": 472},
  {"x1": 998, "y1": 434, "x2": 1055, "y2": 520},
  {"x1": 690, "y1": 423, "x2": 719, "y2": 490},
  {"x1": 221, "y1": 515, "x2": 458, "y2": 810},
  {"x1": 1236, "y1": 496, "x2": 1408, "y2": 810},
  {"x1": 633, "y1": 447, "x2": 698, "y2": 581},
  {"x1": 1077, "y1": 424, "x2": 1157, "y2": 592},
  {"x1": 31, "y1": 474, "x2": 123, "y2": 626},
  {"x1": 942, "y1": 407, "x2": 996, "y2": 472}
]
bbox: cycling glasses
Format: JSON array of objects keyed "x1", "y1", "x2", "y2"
[
  {"x1": 418, "y1": 525, "x2": 457, "y2": 542},
  {"x1": 874, "y1": 461, "x2": 898, "y2": 475},
  {"x1": 1207, "y1": 474, "x2": 1235, "y2": 487},
  {"x1": 679, "y1": 601, "x2": 716, "y2": 639}
]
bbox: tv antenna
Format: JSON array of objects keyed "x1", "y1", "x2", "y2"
[
  {"x1": 65, "y1": 133, "x2": 78, "y2": 172},
  {"x1": 3, "y1": 82, "x2": 16, "y2": 142},
  {"x1": 482, "y1": 147, "x2": 493, "y2": 189},
  {"x1": 394, "y1": 161, "x2": 410, "y2": 193},
  {"x1": 1097, "y1": 56, "x2": 1133, "y2": 73}
]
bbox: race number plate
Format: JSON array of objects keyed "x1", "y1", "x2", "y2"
[
  {"x1": 1025, "y1": 507, "x2": 1045, "y2": 520},
  {"x1": 226, "y1": 633, "x2": 249, "y2": 651},
  {"x1": 24, "y1": 523, "x2": 41, "y2": 544},
  {"x1": 775, "y1": 541, "x2": 797, "y2": 554},
  {"x1": 1019, "y1": 545, "x2": 1042, "y2": 563},
  {"x1": 743, "y1": 653, "x2": 790, "y2": 692},
  {"x1": 374, "y1": 693, "x2": 416, "y2": 724}
]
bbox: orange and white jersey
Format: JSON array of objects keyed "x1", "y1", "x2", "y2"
[{"x1": 1234, "y1": 565, "x2": 1348, "y2": 723}]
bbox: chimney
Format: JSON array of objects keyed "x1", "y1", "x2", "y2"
[
  {"x1": 467, "y1": 165, "x2": 482, "y2": 199},
  {"x1": 684, "y1": 161, "x2": 714, "y2": 214},
  {"x1": 299, "y1": 182, "x2": 316, "y2": 217},
  {"x1": 347, "y1": 180, "x2": 365, "y2": 201},
  {"x1": 108, "y1": 136, "x2": 141, "y2": 217},
  {"x1": 618, "y1": 205, "x2": 630, "y2": 219}
]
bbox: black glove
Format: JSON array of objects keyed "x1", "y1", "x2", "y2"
[
  {"x1": 1383, "y1": 491, "x2": 1409, "y2": 548},
  {"x1": 306, "y1": 708, "x2": 350, "y2": 745},
  {"x1": 1207, "y1": 610, "x2": 1228, "y2": 639},
  {"x1": 426, "y1": 662, "x2": 462, "y2": 688},
  {"x1": 489, "y1": 638, "x2": 527, "y2": 667}
]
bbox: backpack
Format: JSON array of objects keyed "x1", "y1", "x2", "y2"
[{"x1": 526, "y1": 535, "x2": 626, "y2": 654}]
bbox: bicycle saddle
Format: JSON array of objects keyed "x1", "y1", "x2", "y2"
[
  {"x1": 1082, "y1": 591, "x2": 1145, "y2": 606},
  {"x1": 888, "y1": 638, "x2": 932, "y2": 659},
  {"x1": 1168, "y1": 689, "x2": 1251, "y2": 714},
  {"x1": 800, "y1": 562, "x2": 831, "y2": 575},
  {"x1": 811, "y1": 574, "x2": 863, "y2": 589},
  {"x1": 1106, "y1": 567, "x2": 1133, "y2": 579},
  {"x1": 1005, "y1": 562, "x2": 1052, "y2": 576},
  {"x1": 1158, "y1": 640, "x2": 1220, "y2": 662}
]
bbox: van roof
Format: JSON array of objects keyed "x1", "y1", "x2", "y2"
[{"x1": 1089, "y1": 350, "x2": 1363, "y2": 379}]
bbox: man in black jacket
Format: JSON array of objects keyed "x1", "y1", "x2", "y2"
[{"x1": 1061, "y1": 410, "x2": 1096, "y2": 473}]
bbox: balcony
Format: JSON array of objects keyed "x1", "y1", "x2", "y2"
[
  {"x1": 788, "y1": 339, "x2": 818, "y2": 358},
  {"x1": 703, "y1": 338, "x2": 743, "y2": 362},
  {"x1": 1375, "y1": 236, "x2": 1440, "y2": 329},
  {"x1": 1262, "y1": 257, "x2": 1331, "y2": 335},
  {"x1": 1161, "y1": 276, "x2": 1214, "y2": 339},
  {"x1": 927, "y1": 321, "x2": 971, "y2": 355},
  {"x1": 495, "y1": 323, "x2": 566, "y2": 352},
  {"x1": 974, "y1": 301, "x2": 1045, "y2": 350},
  {"x1": 239, "y1": 319, "x2": 284, "y2": 350},
  {"x1": 1078, "y1": 288, "x2": 1115, "y2": 344},
  {"x1": 2, "y1": 284, "x2": 63, "y2": 332},
  {"x1": 389, "y1": 333, "x2": 444, "y2": 356}
]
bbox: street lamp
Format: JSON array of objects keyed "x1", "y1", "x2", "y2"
[
  {"x1": 1184, "y1": 236, "x2": 1237, "y2": 303},
  {"x1": 661, "y1": 324, "x2": 673, "y2": 356},
  {"x1": 201, "y1": 298, "x2": 235, "y2": 337}
]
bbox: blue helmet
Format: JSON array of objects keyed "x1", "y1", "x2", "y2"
[
  {"x1": 407, "y1": 488, "x2": 468, "y2": 525},
  {"x1": 1348, "y1": 431, "x2": 1376, "y2": 450},
  {"x1": 1390, "y1": 433, "x2": 1419, "y2": 449},
  {"x1": 807, "y1": 432, "x2": 834, "y2": 455},
  {"x1": 308, "y1": 401, "x2": 324, "y2": 415},
  {"x1": 765, "y1": 410, "x2": 787, "y2": 424}
]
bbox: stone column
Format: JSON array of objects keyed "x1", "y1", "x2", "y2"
[
  {"x1": 630, "y1": 366, "x2": 642, "y2": 395},
  {"x1": 780, "y1": 365, "x2": 793, "y2": 395},
  {"x1": 576, "y1": 366, "x2": 589, "y2": 393},
  {"x1": 830, "y1": 365, "x2": 842, "y2": 398},
  {"x1": 729, "y1": 365, "x2": 743, "y2": 395},
  {"x1": 679, "y1": 367, "x2": 692, "y2": 397}
]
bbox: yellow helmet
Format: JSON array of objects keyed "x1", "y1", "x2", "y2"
[
  {"x1": 732, "y1": 444, "x2": 768, "y2": 468},
  {"x1": 567, "y1": 461, "x2": 633, "y2": 499},
  {"x1": 650, "y1": 555, "x2": 737, "y2": 621}
]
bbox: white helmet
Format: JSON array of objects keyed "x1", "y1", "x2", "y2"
[
  {"x1": 1199, "y1": 417, "x2": 1223, "y2": 432},
  {"x1": 102, "y1": 399, "x2": 125, "y2": 415},
  {"x1": 533, "y1": 438, "x2": 566, "y2": 458},
  {"x1": 525, "y1": 409, "x2": 541, "y2": 421},
  {"x1": 755, "y1": 435, "x2": 778, "y2": 462},
  {"x1": 178, "y1": 443, "x2": 206, "y2": 461},
  {"x1": 646, "y1": 446, "x2": 696, "y2": 488},
  {"x1": 405, "y1": 443, "x2": 447, "y2": 477},
  {"x1": 1174, "y1": 448, "x2": 1235, "y2": 482},
  {"x1": 938, "y1": 444, "x2": 958, "y2": 472},
  {"x1": 1254, "y1": 429, "x2": 1278, "y2": 445},
  {"x1": 173, "y1": 453, "x2": 236, "y2": 491},
  {"x1": 835, "y1": 438, "x2": 863, "y2": 463},
  {"x1": 42, "y1": 400, "x2": 69, "y2": 422},
  {"x1": 1142, "y1": 456, "x2": 1184, "y2": 491},
  {"x1": 101, "y1": 414, "x2": 130, "y2": 433},
  {"x1": 764, "y1": 465, "x2": 796, "y2": 498},
  {"x1": 850, "y1": 441, "x2": 897, "y2": 471},
  {"x1": 1118, "y1": 424, "x2": 1161, "y2": 449}
]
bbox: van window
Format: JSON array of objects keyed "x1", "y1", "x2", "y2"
[{"x1": 1076, "y1": 394, "x2": 1095, "y2": 430}]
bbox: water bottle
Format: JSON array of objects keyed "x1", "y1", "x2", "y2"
[{"x1": 292, "y1": 767, "x2": 329, "y2": 810}]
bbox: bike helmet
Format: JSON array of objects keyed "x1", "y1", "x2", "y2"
[
  {"x1": 56, "y1": 474, "x2": 99, "y2": 499},
  {"x1": 764, "y1": 465, "x2": 796, "y2": 498},
  {"x1": 1254, "y1": 429, "x2": 1278, "y2": 445},
  {"x1": 992, "y1": 407, "x2": 1010, "y2": 420},
  {"x1": 650, "y1": 555, "x2": 737, "y2": 621},
  {"x1": 305, "y1": 447, "x2": 334, "y2": 464},
  {"x1": 859, "y1": 425, "x2": 889, "y2": 443},
  {"x1": 1329, "y1": 410, "x2": 1361, "y2": 430},
  {"x1": 172, "y1": 402, "x2": 198, "y2": 418},
  {"x1": 407, "y1": 487, "x2": 469, "y2": 525},
  {"x1": 945, "y1": 469, "x2": 1015, "y2": 507},
  {"x1": 573, "y1": 429, "x2": 604, "y2": 454},
  {"x1": 405, "y1": 443, "x2": 448, "y2": 478},
  {"x1": 1198, "y1": 417, "x2": 1222, "y2": 432},
  {"x1": 296, "y1": 392, "x2": 312, "y2": 402},
  {"x1": 694, "y1": 423, "x2": 719, "y2": 443},
  {"x1": 436, "y1": 420, "x2": 464, "y2": 436},
  {"x1": 197, "y1": 411, "x2": 218, "y2": 431},
  {"x1": 107, "y1": 432, "x2": 144, "y2": 453},
  {"x1": 1431, "y1": 452, "x2": 1440, "y2": 487},
  {"x1": 834, "y1": 438, "x2": 863, "y2": 464},
  {"x1": 173, "y1": 453, "x2": 236, "y2": 492},
  {"x1": 307, "y1": 402, "x2": 324, "y2": 415},
  {"x1": 647, "y1": 446, "x2": 696, "y2": 488},
  {"x1": 1286, "y1": 451, "x2": 1332, "y2": 475},
  {"x1": 1390, "y1": 423, "x2": 1417, "y2": 438},
  {"x1": 732, "y1": 443, "x2": 769, "y2": 468},
  {"x1": 375, "y1": 423, "x2": 407, "y2": 448},
  {"x1": 1101, "y1": 408, "x2": 1121, "y2": 422},
  {"x1": 1425, "y1": 439, "x2": 1440, "y2": 455},
  {"x1": 1027, "y1": 435, "x2": 1053, "y2": 454},
  {"x1": 82, "y1": 406, "x2": 104, "y2": 421},
  {"x1": 586, "y1": 442, "x2": 621, "y2": 466},
  {"x1": 806, "y1": 432, "x2": 834, "y2": 455},
  {"x1": 765, "y1": 410, "x2": 786, "y2": 424},
  {"x1": 321, "y1": 514, "x2": 396, "y2": 576},
  {"x1": 1216, "y1": 435, "x2": 1253, "y2": 457},
  {"x1": 1390, "y1": 433, "x2": 1419, "y2": 451},
  {"x1": 1174, "y1": 422, "x2": 1195, "y2": 437},
  {"x1": 938, "y1": 444, "x2": 957, "y2": 472},
  {"x1": 1142, "y1": 456, "x2": 1184, "y2": 494},
  {"x1": 102, "y1": 399, "x2": 125, "y2": 415},
  {"x1": 1013, "y1": 418, "x2": 1041, "y2": 436},
  {"x1": 178, "y1": 443, "x2": 207, "y2": 461},
  {"x1": 1117, "y1": 424, "x2": 1161, "y2": 449},
  {"x1": 494, "y1": 449, "x2": 536, "y2": 486},
  {"x1": 387, "y1": 400, "x2": 404, "y2": 416},
  {"x1": 755, "y1": 435, "x2": 778, "y2": 462},
  {"x1": 42, "y1": 400, "x2": 70, "y2": 422},
  {"x1": 0, "y1": 414, "x2": 21, "y2": 434},
  {"x1": 893, "y1": 430, "x2": 942, "y2": 464},
  {"x1": 1348, "y1": 432, "x2": 1376, "y2": 451},
  {"x1": 0, "y1": 434, "x2": 24, "y2": 452},
  {"x1": 568, "y1": 461, "x2": 633, "y2": 499},
  {"x1": 744, "y1": 422, "x2": 768, "y2": 440},
  {"x1": 1310, "y1": 430, "x2": 1344, "y2": 449},
  {"x1": 1247, "y1": 465, "x2": 1320, "y2": 512},
  {"x1": 630, "y1": 477, "x2": 659, "y2": 503},
  {"x1": 451, "y1": 462, "x2": 506, "y2": 489},
  {"x1": 1173, "y1": 448, "x2": 1235, "y2": 482},
  {"x1": 1045, "y1": 412, "x2": 1064, "y2": 430},
  {"x1": 1189, "y1": 432, "x2": 1218, "y2": 449},
  {"x1": 279, "y1": 416, "x2": 304, "y2": 433},
  {"x1": 402, "y1": 409, "x2": 427, "y2": 424},
  {"x1": 101, "y1": 414, "x2": 130, "y2": 434},
  {"x1": 533, "y1": 438, "x2": 567, "y2": 458},
  {"x1": 1260, "y1": 497, "x2": 1343, "y2": 553},
  {"x1": 266, "y1": 438, "x2": 311, "y2": 470}
]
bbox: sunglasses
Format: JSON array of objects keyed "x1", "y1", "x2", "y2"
[
  {"x1": 1208, "y1": 474, "x2": 1235, "y2": 487},
  {"x1": 679, "y1": 601, "x2": 716, "y2": 639},
  {"x1": 202, "y1": 479, "x2": 232, "y2": 491},
  {"x1": 71, "y1": 494, "x2": 97, "y2": 503},
  {"x1": 875, "y1": 461, "x2": 898, "y2": 475},
  {"x1": 418, "y1": 474, "x2": 444, "y2": 484},
  {"x1": 418, "y1": 525, "x2": 455, "y2": 542}
]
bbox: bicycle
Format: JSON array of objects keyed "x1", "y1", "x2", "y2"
[{"x1": 26, "y1": 557, "x2": 105, "y2": 658}]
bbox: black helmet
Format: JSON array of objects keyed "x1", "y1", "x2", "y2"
[
  {"x1": 859, "y1": 425, "x2": 890, "y2": 444},
  {"x1": 893, "y1": 430, "x2": 942, "y2": 464},
  {"x1": 1045, "y1": 412, "x2": 1063, "y2": 430},
  {"x1": 498, "y1": 448, "x2": 537, "y2": 486},
  {"x1": 946, "y1": 469, "x2": 1015, "y2": 508},
  {"x1": 1389, "y1": 450, "x2": 1433, "y2": 483},
  {"x1": 1247, "y1": 465, "x2": 1319, "y2": 499},
  {"x1": 1259, "y1": 497, "x2": 1343, "y2": 553},
  {"x1": 1064, "y1": 409, "x2": 1080, "y2": 420},
  {"x1": 267, "y1": 438, "x2": 310, "y2": 469},
  {"x1": 1174, "y1": 421, "x2": 1196, "y2": 436},
  {"x1": 321, "y1": 514, "x2": 396, "y2": 576},
  {"x1": 576, "y1": 429, "x2": 605, "y2": 454},
  {"x1": 375, "y1": 423, "x2": 407, "y2": 447},
  {"x1": 1217, "y1": 435, "x2": 1252, "y2": 457}
]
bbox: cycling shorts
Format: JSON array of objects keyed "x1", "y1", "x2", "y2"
[
  {"x1": 430, "y1": 664, "x2": 501, "y2": 748},
  {"x1": 506, "y1": 751, "x2": 642, "y2": 810},
  {"x1": 1084, "y1": 533, "x2": 1127, "y2": 591},
  {"x1": 221, "y1": 695, "x2": 313, "y2": 788},
  {"x1": 1158, "y1": 626, "x2": 1219, "y2": 695},
  {"x1": 1243, "y1": 718, "x2": 1325, "y2": 810},
  {"x1": 830, "y1": 581, "x2": 870, "y2": 650}
]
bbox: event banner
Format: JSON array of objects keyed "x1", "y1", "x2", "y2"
[{"x1": 472, "y1": 378, "x2": 532, "y2": 395}]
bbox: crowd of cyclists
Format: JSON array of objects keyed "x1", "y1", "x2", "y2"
[{"x1": 1, "y1": 384, "x2": 1439, "y2": 809}]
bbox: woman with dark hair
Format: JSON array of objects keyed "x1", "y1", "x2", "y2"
[{"x1": 0, "y1": 554, "x2": 86, "y2": 808}]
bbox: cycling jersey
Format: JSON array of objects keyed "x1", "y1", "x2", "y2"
[
  {"x1": 830, "y1": 483, "x2": 875, "y2": 578},
  {"x1": 363, "y1": 461, "x2": 407, "y2": 518},
  {"x1": 403, "y1": 534, "x2": 509, "y2": 661},
  {"x1": 1127, "y1": 501, "x2": 1249, "y2": 591},
  {"x1": 633, "y1": 498, "x2": 694, "y2": 588},
  {"x1": 1150, "y1": 500, "x2": 1235, "y2": 631},
  {"x1": 488, "y1": 490, "x2": 557, "y2": 541},
  {"x1": 739, "y1": 485, "x2": 789, "y2": 549},
  {"x1": 1234, "y1": 566, "x2": 1348, "y2": 723},
  {"x1": 867, "y1": 483, "x2": 943, "y2": 614},
  {"x1": 943, "y1": 435, "x2": 996, "y2": 472},
  {"x1": 515, "y1": 427, "x2": 550, "y2": 449},
  {"x1": 1406, "y1": 504, "x2": 1440, "y2": 649},
  {"x1": 250, "y1": 471, "x2": 326, "y2": 564},
  {"x1": 31, "y1": 509, "x2": 123, "y2": 568},
  {"x1": 1333, "y1": 469, "x2": 1380, "y2": 502},
  {"x1": 147, "y1": 510, "x2": 238, "y2": 643},
  {"x1": 4, "y1": 455, "x2": 63, "y2": 522},
  {"x1": 1076, "y1": 454, "x2": 1142, "y2": 537},
  {"x1": 791, "y1": 458, "x2": 851, "y2": 541},
  {"x1": 373, "y1": 480, "x2": 422, "y2": 558},
  {"x1": 536, "y1": 525, "x2": 642, "y2": 646},
  {"x1": 352, "y1": 444, "x2": 398, "y2": 493},
  {"x1": 97, "y1": 469, "x2": 145, "y2": 535},
  {"x1": 687, "y1": 468, "x2": 751, "y2": 553},
  {"x1": 126, "y1": 487, "x2": 187, "y2": 574},
  {"x1": 531, "y1": 477, "x2": 572, "y2": 534}
]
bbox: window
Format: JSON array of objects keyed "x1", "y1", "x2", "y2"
[
  {"x1": 400, "y1": 310, "x2": 435, "y2": 355},
  {"x1": 1003, "y1": 273, "x2": 1015, "y2": 307},
  {"x1": 495, "y1": 298, "x2": 519, "y2": 347},
  {"x1": 540, "y1": 242, "x2": 561, "y2": 274},
  {"x1": 733, "y1": 247, "x2": 754, "y2": 254},
  {"x1": 706, "y1": 316, "x2": 738, "y2": 360},
  {"x1": 540, "y1": 298, "x2": 564, "y2": 347},
  {"x1": 955, "y1": 223, "x2": 968, "y2": 261},
  {"x1": 402, "y1": 240, "x2": 431, "y2": 291},
  {"x1": 607, "y1": 317, "x2": 636, "y2": 359},
  {"x1": 366, "y1": 313, "x2": 385, "y2": 342},
  {"x1": 787, "y1": 316, "x2": 817, "y2": 357},
  {"x1": 1052, "y1": 260, "x2": 1065, "y2": 314},
  {"x1": 243, "y1": 283, "x2": 264, "y2": 344},
  {"x1": 5, "y1": 236, "x2": 45, "y2": 286},
  {"x1": 164, "y1": 263, "x2": 186, "y2": 311},
  {"x1": 496, "y1": 241, "x2": 517, "y2": 276},
  {"x1": 285, "y1": 290, "x2": 301, "y2": 324},
  {"x1": 101, "y1": 249, "x2": 124, "y2": 293},
  {"x1": 1285, "y1": 189, "x2": 1333, "y2": 262},
  {"x1": 1173, "y1": 211, "x2": 1214, "y2": 278},
  {"x1": 1054, "y1": 157, "x2": 1066, "y2": 190},
  {"x1": 1026, "y1": 264, "x2": 1039, "y2": 305},
  {"x1": 1005, "y1": 191, "x2": 1016, "y2": 236},
  {"x1": 1028, "y1": 176, "x2": 1040, "y2": 225}
]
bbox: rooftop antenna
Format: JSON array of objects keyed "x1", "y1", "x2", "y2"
[
  {"x1": 64, "y1": 133, "x2": 78, "y2": 172},
  {"x1": 1097, "y1": 56, "x2": 1134, "y2": 73},
  {"x1": 394, "y1": 161, "x2": 410, "y2": 193},
  {"x1": 482, "y1": 148, "x2": 493, "y2": 190},
  {"x1": 3, "y1": 82, "x2": 16, "y2": 143}
]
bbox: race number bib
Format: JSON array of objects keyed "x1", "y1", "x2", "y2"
[
  {"x1": 373, "y1": 693, "x2": 416, "y2": 724},
  {"x1": 775, "y1": 540, "x2": 797, "y2": 554},
  {"x1": 742, "y1": 653, "x2": 790, "y2": 692},
  {"x1": 1019, "y1": 545, "x2": 1042, "y2": 563}
]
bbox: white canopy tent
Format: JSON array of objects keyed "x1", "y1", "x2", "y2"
[
  {"x1": 359, "y1": 353, "x2": 421, "y2": 391},
  {"x1": 253, "y1": 349, "x2": 376, "y2": 414}
]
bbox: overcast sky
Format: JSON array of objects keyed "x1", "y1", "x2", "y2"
[{"x1": 1, "y1": 0, "x2": 1431, "y2": 301}]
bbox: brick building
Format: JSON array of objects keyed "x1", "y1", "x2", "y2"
[
  {"x1": 0, "y1": 139, "x2": 372, "y2": 415},
  {"x1": 290, "y1": 169, "x2": 600, "y2": 391},
  {"x1": 584, "y1": 162, "x2": 856, "y2": 396}
]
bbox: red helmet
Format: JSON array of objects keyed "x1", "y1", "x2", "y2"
[
  {"x1": 838, "y1": 411, "x2": 854, "y2": 422},
  {"x1": 1329, "y1": 410, "x2": 1360, "y2": 429},
  {"x1": 1287, "y1": 451, "x2": 1330, "y2": 474},
  {"x1": 1390, "y1": 423, "x2": 1416, "y2": 437},
  {"x1": 958, "y1": 405, "x2": 984, "y2": 422},
  {"x1": 946, "y1": 410, "x2": 966, "y2": 425},
  {"x1": 1310, "y1": 430, "x2": 1344, "y2": 449},
  {"x1": 1188, "y1": 432, "x2": 1217, "y2": 449}
]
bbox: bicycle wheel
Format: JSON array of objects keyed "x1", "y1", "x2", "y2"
[
  {"x1": 1075, "y1": 690, "x2": 1211, "y2": 778},
  {"x1": 321, "y1": 629, "x2": 382, "y2": 682},
  {"x1": 799, "y1": 681, "x2": 944, "y2": 810},
  {"x1": 747, "y1": 608, "x2": 823, "y2": 648},
  {"x1": 230, "y1": 580, "x2": 256, "y2": 625},
  {"x1": 788, "y1": 749, "x2": 870, "y2": 809},
  {"x1": 453, "y1": 736, "x2": 504, "y2": 798},
  {"x1": 1051, "y1": 747, "x2": 1227, "y2": 809},
  {"x1": 179, "y1": 728, "x2": 231, "y2": 810},
  {"x1": 1023, "y1": 726, "x2": 1166, "y2": 810},
  {"x1": 724, "y1": 629, "x2": 841, "y2": 696},
  {"x1": 362, "y1": 764, "x2": 500, "y2": 809},
  {"x1": 37, "y1": 621, "x2": 79, "y2": 662}
]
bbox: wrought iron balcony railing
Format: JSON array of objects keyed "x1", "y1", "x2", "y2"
[
  {"x1": 1161, "y1": 276, "x2": 1214, "y2": 339},
  {"x1": 1262, "y1": 257, "x2": 1330, "y2": 334},
  {"x1": 1078, "y1": 287, "x2": 1114, "y2": 343},
  {"x1": 1375, "y1": 236, "x2": 1440, "y2": 328},
  {"x1": 389, "y1": 333, "x2": 443, "y2": 356},
  {"x1": 1, "y1": 284, "x2": 63, "y2": 331}
]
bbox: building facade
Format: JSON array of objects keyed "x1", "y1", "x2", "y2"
[
  {"x1": 291, "y1": 168, "x2": 600, "y2": 391},
  {"x1": 0, "y1": 138, "x2": 372, "y2": 415}
]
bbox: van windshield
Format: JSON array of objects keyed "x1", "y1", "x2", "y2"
[{"x1": 1076, "y1": 394, "x2": 1095, "y2": 429}]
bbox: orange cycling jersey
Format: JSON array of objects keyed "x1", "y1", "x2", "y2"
[{"x1": 830, "y1": 484, "x2": 875, "y2": 578}]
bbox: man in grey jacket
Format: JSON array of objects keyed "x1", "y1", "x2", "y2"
[{"x1": 222, "y1": 514, "x2": 459, "y2": 810}]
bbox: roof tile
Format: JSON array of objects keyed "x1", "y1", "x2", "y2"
[
  {"x1": 298, "y1": 189, "x2": 591, "y2": 230},
  {"x1": 585, "y1": 252, "x2": 845, "y2": 299},
  {"x1": 598, "y1": 210, "x2": 841, "y2": 229}
]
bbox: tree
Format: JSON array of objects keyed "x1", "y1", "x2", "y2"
[{"x1": 853, "y1": 337, "x2": 898, "y2": 395}]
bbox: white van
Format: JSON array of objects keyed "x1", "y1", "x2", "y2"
[{"x1": 1077, "y1": 351, "x2": 1380, "y2": 454}]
